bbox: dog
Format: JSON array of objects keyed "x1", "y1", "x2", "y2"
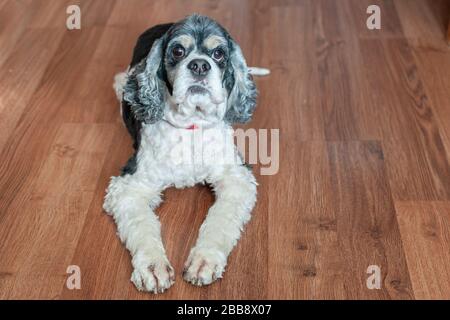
[{"x1": 103, "y1": 14, "x2": 268, "y2": 293}]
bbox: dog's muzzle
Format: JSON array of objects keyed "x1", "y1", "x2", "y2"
[{"x1": 188, "y1": 85, "x2": 209, "y2": 95}]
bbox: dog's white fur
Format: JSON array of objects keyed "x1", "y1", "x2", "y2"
[{"x1": 104, "y1": 70, "x2": 258, "y2": 293}]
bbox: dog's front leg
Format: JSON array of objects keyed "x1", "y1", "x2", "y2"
[
  {"x1": 183, "y1": 165, "x2": 257, "y2": 286},
  {"x1": 103, "y1": 175, "x2": 174, "y2": 293}
]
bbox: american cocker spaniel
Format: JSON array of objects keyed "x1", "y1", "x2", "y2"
[{"x1": 103, "y1": 14, "x2": 268, "y2": 293}]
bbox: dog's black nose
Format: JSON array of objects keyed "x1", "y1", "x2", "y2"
[{"x1": 187, "y1": 59, "x2": 211, "y2": 77}]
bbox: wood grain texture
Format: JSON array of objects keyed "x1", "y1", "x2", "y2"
[
  {"x1": 0, "y1": 123, "x2": 115, "y2": 299},
  {"x1": 395, "y1": 0, "x2": 450, "y2": 48},
  {"x1": 395, "y1": 201, "x2": 450, "y2": 299},
  {"x1": 413, "y1": 47, "x2": 450, "y2": 152},
  {"x1": 359, "y1": 38, "x2": 450, "y2": 201},
  {"x1": 448, "y1": 19, "x2": 450, "y2": 44},
  {"x1": 268, "y1": 141, "x2": 413, "y2": 299},
  {"x1": 0, "y1": 0, "x2": 449, "y2": 300}
]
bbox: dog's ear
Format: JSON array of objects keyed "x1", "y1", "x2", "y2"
[
  {"x1": 223, "y1": 40, "x2": 257, "y2": 124},
  {"x1": 123, "y1": 38, "x2": 166, "y2": 124}
]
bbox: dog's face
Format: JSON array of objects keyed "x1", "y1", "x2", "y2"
[
  {"x1": 163, "y1": 21, "x2": 230, "y2": 128},
  {"x1": 124, "y1": 14, "x2": 257, "y2": 128}
]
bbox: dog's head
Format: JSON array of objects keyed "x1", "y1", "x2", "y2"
[{"x1": 124, "y1": 14, "x2": 257, "y2": 128}]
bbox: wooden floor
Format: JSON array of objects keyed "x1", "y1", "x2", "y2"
[{"x1": 0, "y1": 0, "x2": 449, "y2": 300}]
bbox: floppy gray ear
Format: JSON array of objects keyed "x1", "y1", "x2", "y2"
[
  {"x1": 224, "y1": 41, "x2": 257, "y2": 124},
  {"x1": 123, "y1": 38, "x2": 166, "y2": 124}
]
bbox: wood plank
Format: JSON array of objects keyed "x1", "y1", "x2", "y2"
[
  {"x1": 448, "y1": 19, "x2": 450, "y2": 44},
  {"x1": 59, "y1": 126, "x2": 136, "y2": 300},
  {"x1": 413, "y1": 48, "x2": 450, "y2": 153},
  {"x1": 0, "y1": 0, "x2": 35, "y2": 67},
  {"x1": 395, "y1": 0, "x2": 450, "y2": 49},
  {"x1": 0, "y1": 123, "x2": 115, "y2": 299},
  {"x1": 0, "y1": 0, "x2": 7, "y2": 11},
  {"x1": 250, "y1": 2, "x2": 326, "y2": 141},
  {"x1": 268, "y1": 140, "x2": 413, "y2": 299},
  {"x1": 327, "y1": 141, "x2": 413, "y2": 299},
  {"x1": 395, "y1": 201, "x2": 450, "y2": 299},
  {"x1": 268, "y1": 141, "x2": 345, "y2": 299},
  {"x1": 61, "y1": 25, "x2": 136, "y2": 123},
  {"x1": 25, "y1": 0, "x2": 71, "y2": 29},
  {"x1": 290, "y1": 0, "x2": 388, "y2": 141},
  {"x1": 313, "y1": 0, "x2": 363, "y2": 140},
  {"x1": 359, "y1": 38, "x2": 450, "y2": 200},
  {"x1": 0, "y1": 29, "x2": 65, "y2": 152},
  {"x1": 0, "y1": 1, "x2": 72, "y2": 68},
  {"x1": 0, "y1": 27, "x2": 114, "y2": 224},
  {"x1": 382, "y1": 39, "x2": 450, "y2": 200}
]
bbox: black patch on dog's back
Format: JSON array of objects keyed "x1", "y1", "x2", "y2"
[
  {"x1": 121, "y1": 154, "x2": 138, "y2": 176},
  {"x1": 121, "y1": 23, "x2": 173, "y2": 176},
  {"x1": 130, "y1": 23, "x2": 173, "y2": 68}
]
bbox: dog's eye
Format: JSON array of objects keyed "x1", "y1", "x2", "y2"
[
  {"x1": 212, "y1": 48, "x2": 224, "y2": 62},
  {"x1": 172, "y1": 45, "x2": 185, "y2": 59}
]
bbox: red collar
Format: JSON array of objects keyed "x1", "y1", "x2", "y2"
[
  {"x1": 186, "y1": 124, "x2": 199, "y2": 130},
  {"x1": 162, "y1": 120, "x2": 199, "y2": 130}
]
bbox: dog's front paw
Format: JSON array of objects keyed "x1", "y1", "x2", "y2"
[
  {"x1": 131, "y1": 256, "x2": 175, "y2": 294},
  {"x1": 183, "y1": 248, "x2": 227, "y2": 286}
]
